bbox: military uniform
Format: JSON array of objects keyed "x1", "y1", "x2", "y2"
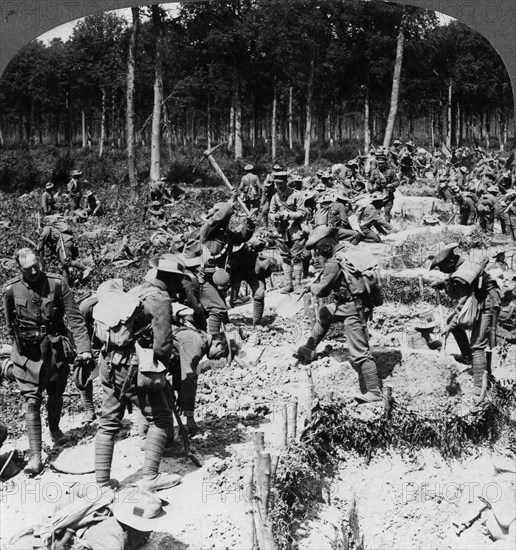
[
  {"x1": 67, "y1": 177, "x2": 81, "y2": 209},
  {"x1": 431, "y1": 251, "x2": 500, "y2": 395},
  {"x1": 94, "y1": 272, "x2": 180, "y2": 491},
  {"x1": 41, "y1": 190, "x2": 56, "y2": 215},
  {"x1": 3, "y1": 271, "x2": 90, "y2": 474},
  {"x1": 38, "y1": 222, "x2": 90, "y2": 283},
  {"x1": 297, "y1": 235, "x2": 383, "y2": 403},
  {"x1": 199, "y1": 202, "x2": 256, "y2": 332},
  {"x1": 239, "y1": 172, "x2": 261, "y2": 210},
  {"x1": 269, "y1": 184, "x2": 308, "y2": 291},
  {"x1": 356, "y1": 200, "x2": 392, "y2": 243}
]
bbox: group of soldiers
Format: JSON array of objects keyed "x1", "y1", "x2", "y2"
[
  {"x1": 1, "y1": 140, "x2": 515, "y2": 504},
  {"x1": 41, "y1": 170, "x2": 103, "y2": 219}
]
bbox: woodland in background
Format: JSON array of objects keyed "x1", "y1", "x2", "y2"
[{"x1": 0, "y1": 0, "x2": 514, "y2": 193}]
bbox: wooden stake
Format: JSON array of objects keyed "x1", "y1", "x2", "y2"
[
  {"x1": 384, "y1": 386, "x2": 393, "y2": 420},
  {"x1": 287, "y1": 399, "x2": 298, "y2": 442},
  {"x1": 270, "y1": 453, "x2": 279, "y2": 484},
  {"x1": 244, "y1": 465, "x2": 258, "y2": 550},
  {"x1": 280, "y1": 404, "x2": 288, "y2": 449},
  {"x1": 260, "y1": 452, "x2": 272, "y2": 518},
  {"x1": 306, "y1": 367, "x2": 314, "y2": 423},
  {"x1": 252, "y1": 432, "x2": 265, "y2": 500}
]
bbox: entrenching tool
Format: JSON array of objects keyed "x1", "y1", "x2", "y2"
[
  {"x1": 194, "y1": 142, "x2": 252, "y2": 216},
  {"x1": 276, "y1": 270, "x2": 324, "y2": 319}
]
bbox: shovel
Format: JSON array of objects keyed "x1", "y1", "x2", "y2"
[{"x1": 276, "y1": 292, "x2": 306, "y2": 318}]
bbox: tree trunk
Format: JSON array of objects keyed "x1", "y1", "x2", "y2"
[
  {"x1": 304, "y1": 55, "x2": 314, "y2": 167},
  {"x1": 127, "y1": 7, "x2": 139, "y2": 200},
  {"x1": 99, "y1": 87, "x2": 106, "y2": 158},
  {"x1": 81, "y1": 110, "x2": 87, "y2": 148},
  {"x1": 271, "y1": 80, "x2": 277, "y2": 161},
  {"x1": 162, "y1": 104, "x2": 173, "y2": 162},
  {"x1": 288, "y1": 85, "x2": 293, "y2": 150},
  {"x1": 234, "y1": 75, "x2": 243, "y2": 159},
  {"x1": 364, "y1": 64, "x2": 371, "y2": 153},
  {"x1": 228, "y1": 100, "x2": 235, "y2": 151},
  {"x1": 446, "y1": 82, "x2": 452, "y2": 149},
  {"x1": 383, "y1": 24, "x2": 405, "y2": 148},
  {"x1": 150, "y1": 5, "x2": 163, "y2": 183},
  {"x1": 207, "y1": 95, "x2": 211, "y2": 150}
]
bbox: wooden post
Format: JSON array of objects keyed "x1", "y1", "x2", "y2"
[
  {"x1": 287, "y1": 399, "x2": 298, "y2": 442},
  {"x1": 384, "y1": 386, "x2": 393, "y2": 420},
  {"x1": 306, "y1": 367, "x2": 314, "y2": 423},
  {"x1": 252, "y1": 432, "x2": 265, "y2": 501},
  {"x1": 418, "y1": 274, "x2": 424, "y2": 299},
  {"x1": 244, "y1": 465, "x2": 258, "y2": 550},
  {"x1": 270, "y1": 454, "x2": 279, "y2": 484},
  {"x1": 280, "y1": 404, "x2": 288, "y2": 449},
  {"x1": 260, "y1": 452, "x2": 272, "y2": 518}
]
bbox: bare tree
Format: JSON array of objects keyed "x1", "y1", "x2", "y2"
[
  {"x1": 127, "y1": 7, "x2": 139, "y2": 201},
  {"x1": 150, "y1": 5, "x2": 164, "y2": 183}
]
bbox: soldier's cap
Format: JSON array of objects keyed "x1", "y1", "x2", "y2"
[
  {"x1": 159, "y1": 176, "x2": 169, "y2": 182},
  {"x1": 289, "y1": 174, "x2": 302, "y2": 182},
  {"x1": 428, "y1": 243, "x2": 459, "y2": 271},
  {"x1": 477, "y1": 203, "x2": 490, "y2": 213},
  {"x1": 438, "y1": 174, "x2": 448, "y2": 182},
  {"x1": 264, "y1": 178, "x2": 275, "y2": 187},
  {"x1": 321, "y1": 171, "x2": 332, "y2": 179},
  {"x1": 317, "y1": 194, "x2": 333, "y2": 204},
  {"x1": 244, "y1": 164, "x2": 254, "y2": 171},
  {"x1": 180, "y1": 239, "x2": 203, "y2": 268},
  {"x1": 502, "y1": 169, "x2": 511, "y2": 175},
  {"x1": 302, "y1": 190, "x2": 318, "y2": 204},
  {"x1": 84, "y1": 190, "x2": 93, "y2": 197},
  {"x1": 273, "y1": 164, "x2": 283, "y2": 171},
  {"x1": 149, "y1": 254, "x2": 187, "y2": 275},
  {"x1": 422, "y1": 214, "x2": 440, "y2": 225},
  {"x1": 347, "y1": 159, "x2": 358, "y2": 166},
  {"x1": 212, "y1": 268, "x2": 230, "y2": 287},
  {"x1": 315, "y1": 183, "x2": 327, "y2": 192},
  {"x1": 273, "y1": 171, "x2": 289, "y2": 180},
  {"x1": 487, "y1": 185, "x2": 499, "y2": 194},
  {"x1": 370, "y1": 191, "x2": 386, "y2": 203},
  {"x1": 45, "y1": 182, "x2": 54, "y2": 190},
  {"x1": 414, "y1": 311, "x2": 436, "y2": 331},
  {"x1": 70, "y1": 170, "x2": 83, "y2": 177},
  {"x1": 0, "y1": 344, "x2": 12, "y2": 358},
  {"x1": 434, "y1": 150, "x2": 442, "y2": 156},
  {"x1": 393, "y1": 139, "x2": 401, "y2": 145},
  {"x1": 306, "y1": 225, "x2": 339, "y2": 250},
  {"x1": 333, "y1": 191, "x2": 351, "y2": 203},
  {"x1": 460, "y1": 166, "x2": 468, "y2": 173},
  {"x1": 150, "y1": 200, "x2": 162, "y2": 207},
  {"x1": 406, "y1": 140, "x2": 415, "y2": 147},
  {"x1": 316, "y1": 169, "x2": 324, "y2": 176},
  {"x1": 112, "y1": 488, "x2": 168, "y2": 531},
  {"x1": 493, "y1": 250, "x2": 506, "y2": 260}
]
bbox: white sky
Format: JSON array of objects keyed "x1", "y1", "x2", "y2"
[{"x1": 37, "y1": 4, "x2": 453, "y2": 43}]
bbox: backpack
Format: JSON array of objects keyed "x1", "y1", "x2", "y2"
[
  {"x1": 314, "y1": 204, "x2": 331, "y2": 227},
  {"x1": 51, "y1": 219, "x2": 73, "y2": 235},
  {"x1": 334, "y1": 249, "x2": 384, "y2": 306},
  {"x1": 92, "y1": 289, "x2": 143, "y2": 349}
]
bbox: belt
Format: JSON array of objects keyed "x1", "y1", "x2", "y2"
[{"x1": 19, "y1": 325, "x2": 57, "y2": 340}]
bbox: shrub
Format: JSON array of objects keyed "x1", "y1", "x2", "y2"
[{"x1": 0, "y1": 149, "x2": 41, "y2": 192}]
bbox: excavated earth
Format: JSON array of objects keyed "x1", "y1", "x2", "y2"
[{"x1": 0, "y1": 194, "x2": 515, "y2": 549}]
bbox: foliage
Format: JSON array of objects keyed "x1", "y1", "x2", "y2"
[
  {"x1": 271, "y1": 386, "x2": 515, "y2": 548},
  {"x1": 0, "y1": 149, "x2": 41, "y2": 191}
]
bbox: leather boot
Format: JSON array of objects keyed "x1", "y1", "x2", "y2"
[
  {"x1": 280, "y1": 264, "x2": 294, "y2": 294},
  {"x1": 472, "y1": 350, "x2": 487, "y2": 391},
  {"x1": 25, "y1": 399, "x2": 44, "y2": 477}
]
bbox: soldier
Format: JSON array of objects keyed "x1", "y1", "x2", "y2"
[
  {"x1": 430, "y1": 244, "x2": 500, "y2": 396},
  {"x1": 41, "y1": 182, "x2": 56, "y2": 215},
  {"x1": 356, "y1": 192, "x2": 393, "y2": 243},
  {"x1": 99, "y1": 234, "x2": 134, "y2": 264},
  {"x1": 329, "y1": 191, "x2": 362, "y2": 244},
  {"x1": 296, "y1": 227, "x2": 384, "y2": 403},
  {"x1": 147, "y1": 200, "x2": 169, "y2": 231},
  {"x1": 38, "y1": 218, "x2": 92, "y2": 284},
  {"x1": 269, "y1": 176, "x2": 309, "y2": 292},
  {"x1": 389, "y1": 139, "x2": 402, "y2": 164},
  {"x1": 455, "y1": 191, "x2": 477, "y2": 226},
  {"x1": 497, "y1": 190, "x2": 516, "y2": 240},
  {"x1": 84, "y1": 190, "x2": 103, "y2": 217},
  {"x1": 149, "y1": 177, "x2": 173, "y2": 205},
  {"x1": 260, "y1": 176, "x2": 276, "y2": 228},
  {"x1": 457, "y1": 166, "x2": 469, "y2": 190},
  {"x1": 199, "y1": 199, "x2": 256, "y2": 332},
  {"x1": 477, "y1": 190, "x2": 497, "y2": 234},
  {"x1": 239, "y1": 164, "x2": 261, "y2": 210},
  {"x1": 399, "y1": 141, "x2": 415, "y2": 184},
  {"x1": 67, "y1": 170, "x2": 83, "y2": 209},
  {"x1": 93, "y1": 257, "x2": 189, "y2": 492},
  {"x1": 2, "y1": 248, "x2": 92, "y2": 476}
]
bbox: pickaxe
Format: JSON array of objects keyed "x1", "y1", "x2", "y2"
[{"x1": 194, "y1": 142, "x2": 252, "y2": 216}]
